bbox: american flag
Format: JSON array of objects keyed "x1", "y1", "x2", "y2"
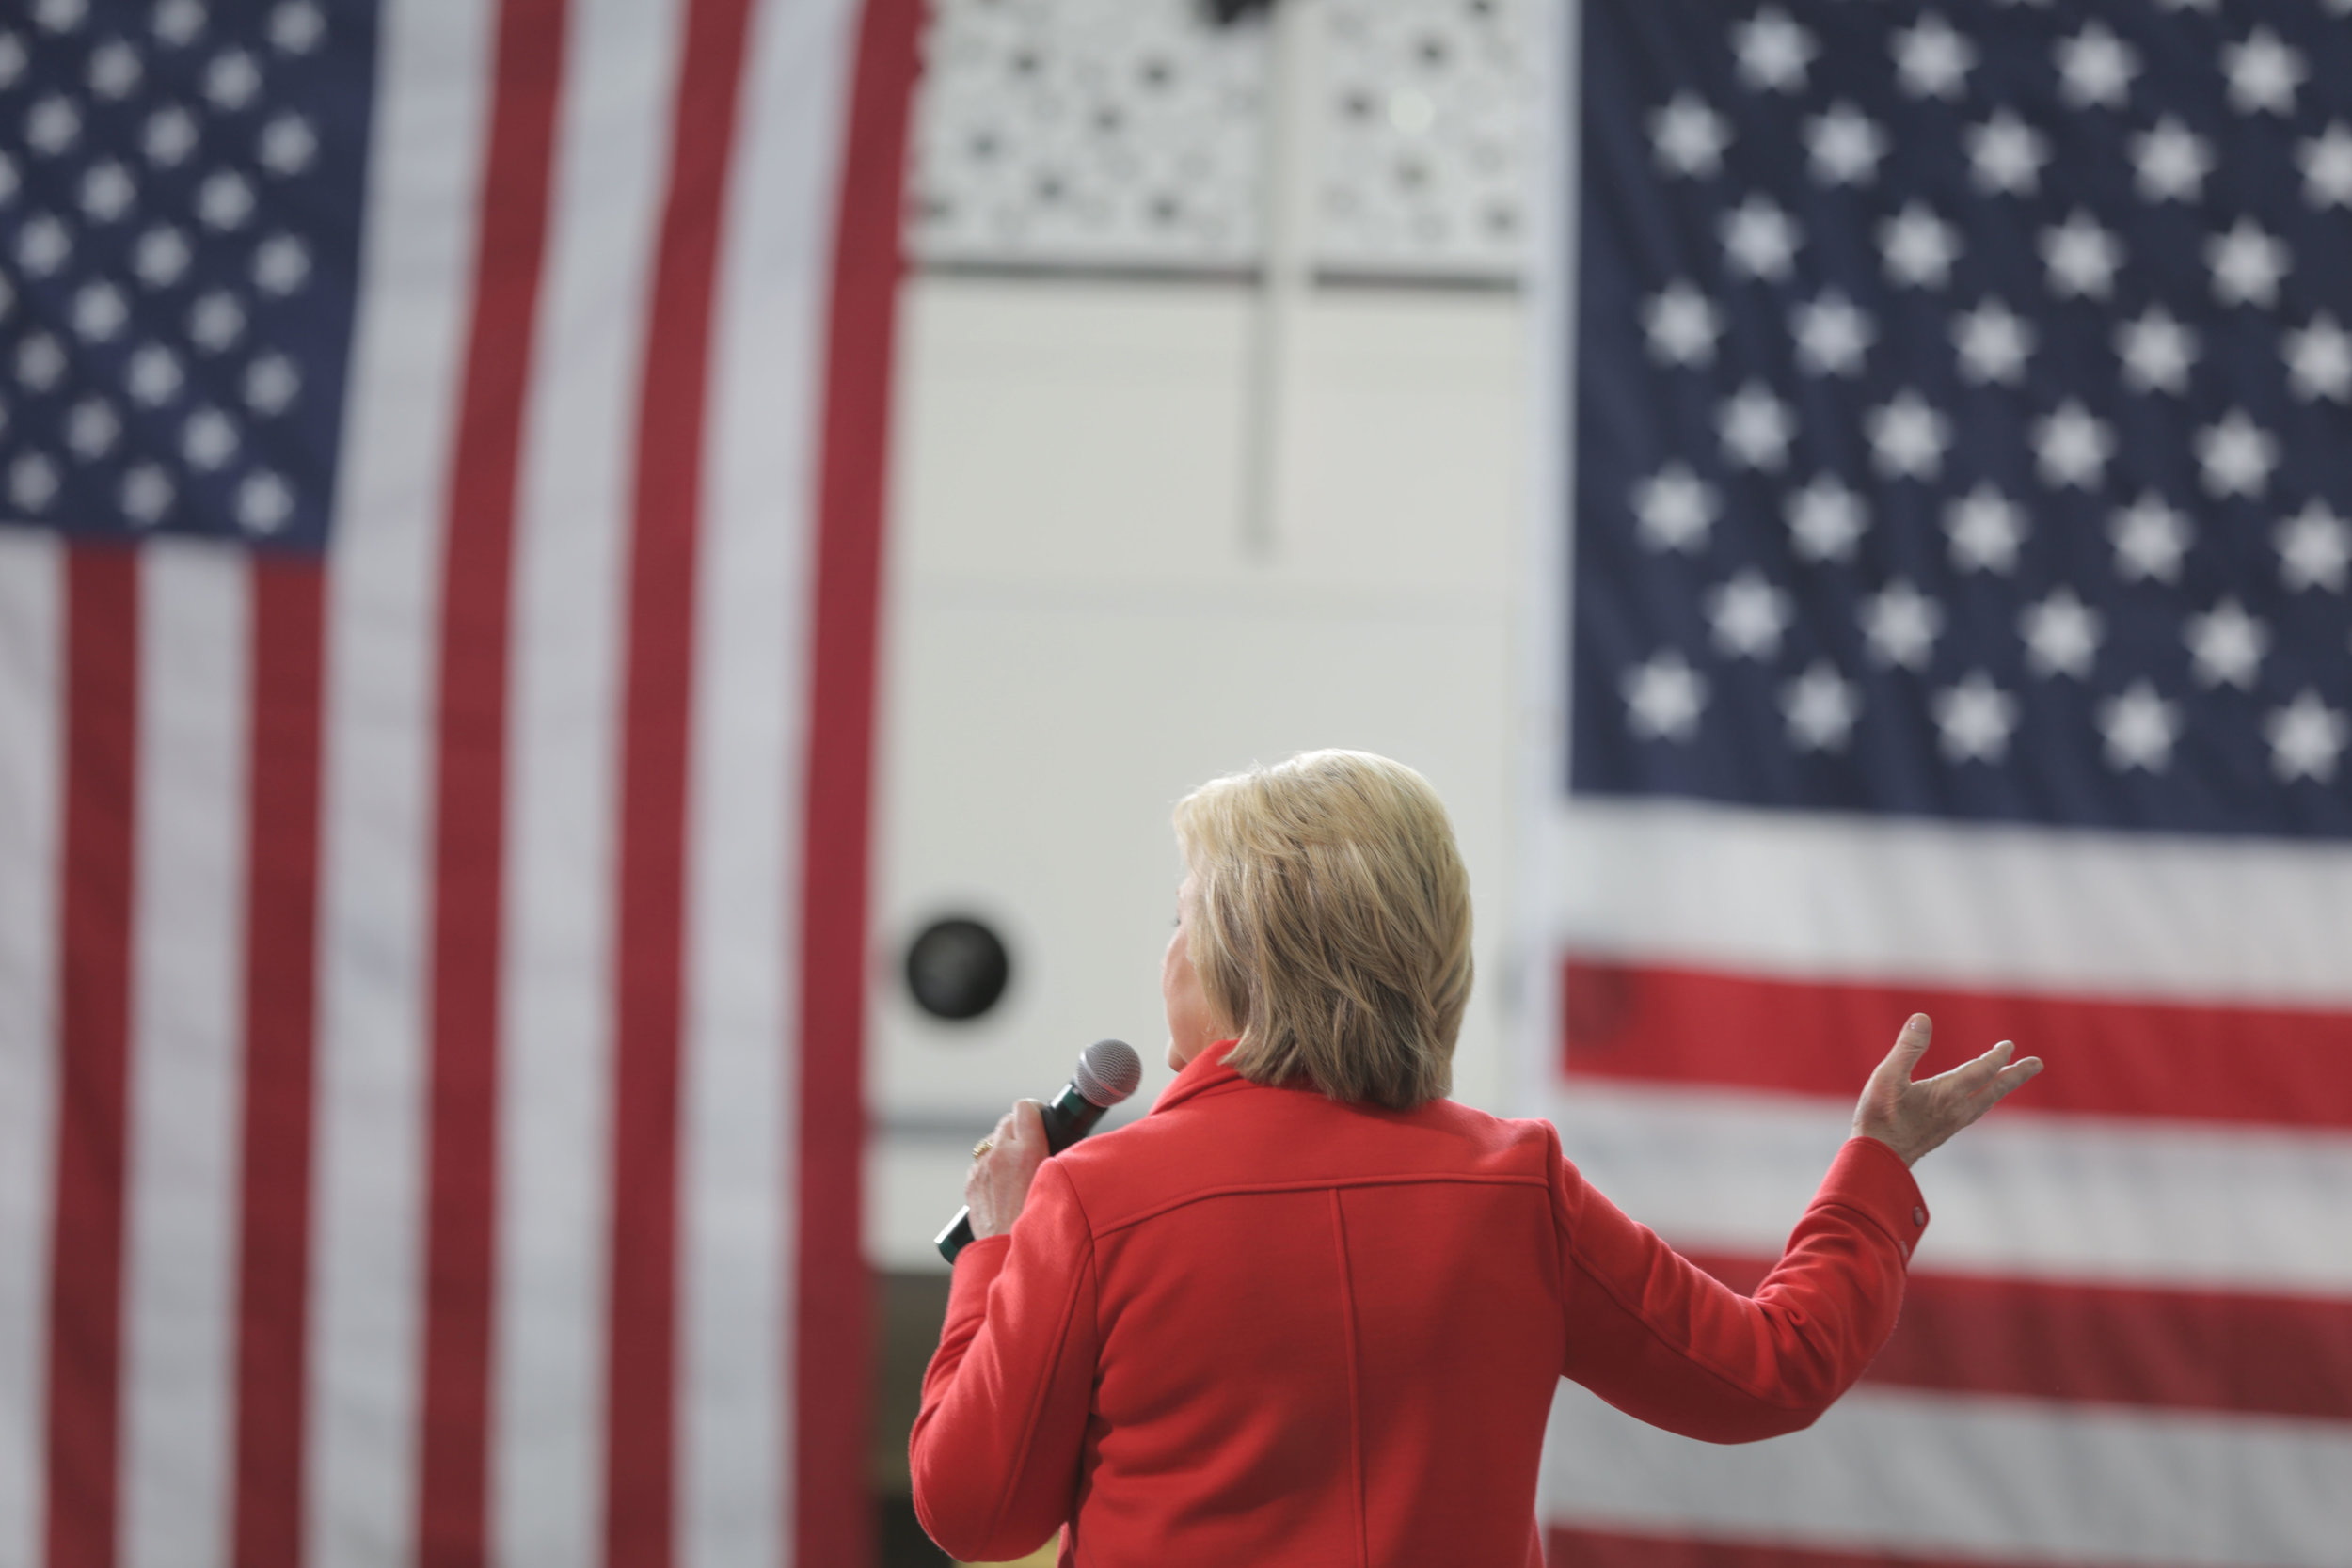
[
  {"x1": 0, "y1": 2, "x2": 913, "y2": 1566},
  {"x1": 1542, "y1": 1, "x2": 2352, "y2": 1564}
]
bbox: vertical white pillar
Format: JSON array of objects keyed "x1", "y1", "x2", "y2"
[{"x1": 1242, "y1": 0, "x2": 1324, "y2": 562}]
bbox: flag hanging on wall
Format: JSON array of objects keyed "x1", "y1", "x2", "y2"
[
  {"x1": 0, "y1": 1, "x2": 915, "y2": 1564},
  {"x1": 1542, "y1": 0, "x2": 2352, "y2": 1564}
]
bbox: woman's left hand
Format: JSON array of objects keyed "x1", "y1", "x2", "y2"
[
  {"x1": 1851, "y1": 1013, "x2": 2042, "y2": 1166},
  {"x1": 965, "y1": 1100, "x2": 1049, "y2": 1239}
]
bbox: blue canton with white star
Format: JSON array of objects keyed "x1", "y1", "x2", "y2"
[
  {"x1": 1572, "y1": 0, "x2": 2352, "y2": 839},
  {"x1": 0, "y1": 0, "x2": 375, "y2": 554}
]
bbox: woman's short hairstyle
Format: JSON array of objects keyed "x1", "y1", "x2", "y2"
[{"x1": 1172, "y1": 750, "x2": 1471, "y2": 1111}]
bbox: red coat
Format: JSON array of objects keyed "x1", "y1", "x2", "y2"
[{"x1": 912, "y1": 1043, "x2": 1928, "y2": 1567}]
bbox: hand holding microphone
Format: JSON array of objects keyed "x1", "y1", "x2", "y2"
[
  {"x1": 937, "y1": 1038, "x2": 1143, "y2": 1262},
  {"x1": 961, "y1": 1101, "x2": 1048, "y2": 1242}
]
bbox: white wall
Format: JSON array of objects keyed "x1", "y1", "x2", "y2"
[{"x1": 866, "y1": 273, "x2": 1530, "y2": 1270}]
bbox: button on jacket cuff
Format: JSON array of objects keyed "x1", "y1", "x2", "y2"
[{"x1": 1826, "y1": 1136, "x2": 1931, "y2": 1259}]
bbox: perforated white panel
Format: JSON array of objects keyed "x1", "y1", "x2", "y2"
[
  {"x1": 907, "y1": 0, "x2": 1535, "y2": 281},
  {"x1": 911, "y1": 0, "x2": 1269, "y2": 268},
  {"x1": 1319, "y1": 0, "x2": 1534, "y2": 277}
]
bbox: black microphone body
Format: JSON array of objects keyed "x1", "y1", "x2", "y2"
[
  {"x1": 1037, "y1": 1077, "x2": 1119, "y2": 1152},
  {"x1": 936, "y1": 1039, "x2": 1139, "y2": 1263}
]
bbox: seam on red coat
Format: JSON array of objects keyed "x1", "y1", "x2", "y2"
[
  {"x1": 979, "y1": 1161, "x2": 1092, "y2": 1555},
  {"x1": 1052, "y1": 1160, "x2": 1106, "y2": 1408},
  {"x1": 1541, "y1": 1125, "x2": 1574, "y2": 1358},
  {"x1": 1067, "y1": 1164, "x2": 1104, "y2": 1364},
  {"x1": 1086, "y1": 1171, "x2": 1552, "y2": 1239},
  {"x1": 1327, "y1": 1192, "x2": 1370, "y2": 1568}
]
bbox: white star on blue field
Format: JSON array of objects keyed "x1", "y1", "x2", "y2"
[{"x1": 1572, "y1": 0, "x2": 2352, "y2": 837}]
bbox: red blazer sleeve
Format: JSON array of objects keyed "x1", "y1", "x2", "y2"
[
  {"x1": 1554, "y1": 1132, "x2": 1926, "y2": 1443},
  {"x1": 909, "y1": 1159, "x2": 1098, "y2": 1563}
]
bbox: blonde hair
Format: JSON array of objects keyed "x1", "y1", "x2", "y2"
[{"x1": 1171, "y1": 750, "x2": 1471, "y2": 1110}]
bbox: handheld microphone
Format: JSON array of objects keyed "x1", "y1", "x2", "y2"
[{"x1": 935, "y1": 1038, "x2": 1143, "y2": 1263}]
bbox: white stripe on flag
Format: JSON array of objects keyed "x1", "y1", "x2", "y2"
[
  {"x1": 1555, "y1": 798, "x2": 2352, "y2": 1003},
  {"x1": 307, "y1": 0, "x2": 492, "y2": 1561},
  {"x1": 0, "y1": 530, "x2": 63, "y2": 1568},
  {"x1": 119, "y1": 545, "x2": 249, "y2": 1568},
  {"x1": 1544, "y1": 1381, "x2": 2352, "y2": 1568},
  {"x1": 1548, "y1": 1082, "x2": 2352, "y2": 1292},
  {"x1": 488, "y1": 0, "x2": 680, "y2": 1557},
  {"x1": 676, "y1": 1, "x2": 859, "y2": 1559}
]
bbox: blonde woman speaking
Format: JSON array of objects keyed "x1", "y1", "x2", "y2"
[{"x1": 914, "y1": 750, "x2": 2040, "y2": 1567}]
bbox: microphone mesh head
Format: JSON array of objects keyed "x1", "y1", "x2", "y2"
[{"x1": 1073, "y1": 1038, "x2": 1143, "y2": 1107}]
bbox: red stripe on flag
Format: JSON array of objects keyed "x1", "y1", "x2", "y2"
[
  {"x1": 1563, "y1": 959, "x2": 2352, "y2": 1129},
  {"x1": 601, "y1": 0, "x2": 758, "y2": 1561},
  {"x1": 1549, "y1": 1525, "x2": 2141, "y2": 1568},
  {"x1": 1683, "y1": 1252, "x2": 2352, "y2": 1421},
  {"x1": 45, "y1": 546, "x2": 139, "y2": 1568},
  {"x1": 418, "y1": 0, "x2": 567, "y2": 1560},
  {"x1": 230, "y1": 561, "x2": 326, "y2": 1568},
  {"x1": 797, "y1": 0, "x2": 920, "y2": 1562}
]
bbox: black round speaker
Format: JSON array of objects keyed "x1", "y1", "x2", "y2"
[{"x1": 903, "y1": 916, "x2": 1011, "y2": 1022}]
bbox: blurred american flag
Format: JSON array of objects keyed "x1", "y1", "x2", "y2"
[
  {"x1": 1544, "y1": 1, "x2": 2352, "y2": 1564},
  {"x1": 0, "y1": 2, "x2": 912, "y2": 1566}
]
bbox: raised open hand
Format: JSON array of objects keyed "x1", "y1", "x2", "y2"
[{"x1": 1851, "y1": 1014, "x2": 2042, "y2": 1167}]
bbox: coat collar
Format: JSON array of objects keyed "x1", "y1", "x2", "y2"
[{"x1": 1149, "y1": 1038, "x2": 1248, "y2": 1115}]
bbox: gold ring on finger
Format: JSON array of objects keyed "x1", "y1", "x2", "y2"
[{"x1": 972, "y1": 1137, "x2": 994, "y2": 1159}]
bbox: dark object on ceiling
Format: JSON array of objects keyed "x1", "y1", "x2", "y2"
[
  {"x1": 904, "y1": 915, "x2": 1013, "y2": 1022},
  {"x1": 1204, "y1": 0, "x2": 1277, "y2": 25}
]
